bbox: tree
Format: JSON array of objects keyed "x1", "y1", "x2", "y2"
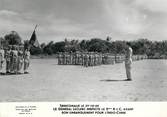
[
  {"x1": 52, "y1": 41, "x2": 66, "y2": 53},
  {"x1": 4, "y1": 31, "x2": 22, "y2": 45},
  {"x1": 79, "y1": 40, "x2": 88, "y2": 51},
  {"x1": 43, "y1": 41, "x2": 54, "y2": 55},
  {"x1": 30, "y1": 46, "x2": 42, "y2": 55},
  {"x1": 112, "y1": 41, "x2": 126, "y2": 54},
  {"x1": 0, "y1": 37, "x2": 8, "y2": 48},
  {"x1": 87, "y1": 38, "x2": 111, "y2": 52}
]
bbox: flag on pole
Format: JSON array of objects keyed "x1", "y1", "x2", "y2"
[{"x1": 29, "y1": 29, "x2": 40, "y2": 48}]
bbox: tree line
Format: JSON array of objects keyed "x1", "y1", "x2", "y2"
[
  {"x1": 32, "y1": 38, "x2": 167, "y2": 59},
  {"x1": 1, "y1": 31, "x2": 167, "y2": 59}
]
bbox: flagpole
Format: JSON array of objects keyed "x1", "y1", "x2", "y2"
[
  {"x1": 28, "y1": 25, "x2": 38, "y2": 50},
  {"x1": 34, "y1": 24, "x2": 38, "y2": 31}
]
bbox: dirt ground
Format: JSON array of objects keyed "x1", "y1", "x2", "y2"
[{"x1": 0, "y1": 59, "x2": 167, "y2": 102}]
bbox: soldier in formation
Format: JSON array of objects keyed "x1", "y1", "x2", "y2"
[
  {"x1": 17, "y1": 46, "x2": 24, "y2": 73},
  {"x1": 0, "y1": 45, "x2": 30, "y2": 75},
  {"x1": 58, "y1": 52, "x2": 115, "y2": 67},
  {"x1": 5, "y1": 46, "x2": 11, "y2": 74},
  {"x1": 23, "y1": 48, "x2": 30, "y2": 74},
  {"x1": 0, "y1": 46, "x2": 5, "y2": 73}
]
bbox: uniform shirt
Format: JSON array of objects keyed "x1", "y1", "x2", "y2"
[
  {"x1": 125, "y1": 47, "x2": 133, "y2": 63},
  {"x1": 24, "y1": 51, "x2": 30, "y2": 61},
  {"x1": 18, "y1": 51, "x2": 24, "y2": 62},
  {"x1": 0, "y1": 49, "x2": 5, "y2": 61},
  {"x1": 13, "y1": 50, "x2": 18, "y2": 58},
  {"x1": 5, "y1": 50, "x2": 11, "y2": 61}
]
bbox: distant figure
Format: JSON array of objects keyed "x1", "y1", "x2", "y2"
[
  {"x1": 125, "y1": 43, "x2": 133, "y2": 81},
  {"x1": 17, "y1": 46, "x2": 24, "y2": 74},
  {"x1": 58, "y1": 52, "x2": 61, "y2": 65},
  {"x1": 0, "y1": 46, "x2": 5, "y2": 73},
  {"x1": 24, "y1": 49, "x2": 30, "y2": 74},
  {"x1": 12, "y1": 46, "x2": 18, "y2": 74},
  {"x1": 5, "y1": 46, "x2": 11, "y2": 74},
  {"x1": 84, "y1": 53, "x2": 89, "y2": 67},
  {"x1": 9, "y1": 46, "x2": 14, "y2": 73}
]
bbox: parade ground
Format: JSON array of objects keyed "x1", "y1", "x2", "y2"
[{"x1": 0, "y1": 59, "x2": 167, "y2": 102}]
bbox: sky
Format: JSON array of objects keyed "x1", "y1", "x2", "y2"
[{"x1": 0, "y1": 0, "x2": 167, "y2": 43}]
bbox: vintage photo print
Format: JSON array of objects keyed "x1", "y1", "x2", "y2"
[{"x1": 0, "y1": 0, "x2": 167, "y2": 116}]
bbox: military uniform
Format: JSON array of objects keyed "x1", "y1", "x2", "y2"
[
  {"x1": 90, "y1": 53, "x2": 93, "y2": 66},
  {"x1": 17, "y1": 50, "x2": 23, "y2": 74},
  {"x1": 78, "y1": 53, "x2": 82, "y2": 65},
  {"x1": 70, "y1": 52, "x2": 73, "y2": 65},
  {"x1": 24, "y1": 50, "x2": 30, "y2": 73},
  {"x1": 13, "y1": 49, "x2": 18, "y2": 74},
  {"x1": 60, "y1": 53, "x2": 63, "y2": 65},
  {"x1": 0, "y1": 48, "x2": 5, "y2": 73},
  {"x1": 99, "y1": 53, "x2": 102, "y2": 65},
  {"x1": 95, "y1": 53, "x2": 98, "y2": 66},
  {"x1": 62, "y1": 53, "x2": 66, "y2": 65},
  {"x1": 5, "y1": 49, "x2": 11, "y2": 73},
  {"x1": 81, "y1": 53, "x2": 84, "y2": 66},
  {"x1": 83, "y1": 53, "x2": 88, "y2": 67},
  {"x1": 125, "y1": 46, "x2": 133, "y2": 80},
  {"x1": 58, "y1": 53, "x2": 61, "y2": 65},
  {"x1": 88, "y1": 53, "x2": 90, "y2": 66}
]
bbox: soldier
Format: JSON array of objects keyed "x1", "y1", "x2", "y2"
[
  {"x1": 67, "y1": 52, "x2": 70, "y2": 65},
  {"x1": 104, "y1": 53, "x2": 108, "y2": 64},
  {"x1": 79, "y1": 52, "x2": 82, "y2": 65},
  {"x1": 88, "y1": 53, "x2": 91, "y2": 66},
  {"x1": 82, "y1": 52, "x2": 85, "y2": 66},
  {"x1": 17, "y1": 46, "x2": 24, "y2": 74},
  {"x1": 74, "y1": 52, "x2": 78, "y2": 65},
  {"x1": 95, "y1": 52, "x2": 98, "y2": 66},
  {"x1": 74, "y1": 52, "x2": 77, "y2": 65},
  {"x1": 102, "y1": 53, "x2": 105, "y2": 64},
  {"x1": 90, "y1": 52, "x2": 93, "y2": 66},
  {"x1": 83, "y1": 52, "x2": 87, "y2": 67},
  {"x1": 62, "y1": 52, "x2": 66, "y2": 65},
  {"x1": 5, "y1": 45, "x2": 11, "y2": 74},
  {"x1": 75, "y1": 52, "x2": 78, "y2": 65},
  {"x1": 111, "y1": 55, "x2": 115, "y2": 65},
  {"x1": 81, "y1": 52, "x2": 84, "y2": 66},
  {"x1": 0, "y1": 46, "x2": 5, "y2": 73},
  {"x1": 9, "y1": 46, "x2": 14, "y2": 73},
  {"x1": 24, "y1": 48, "x2": 30, "y2": 74},
  {"x1": 125, "y1": 43, "x2": 133, "y2": 81},
  {"x1": 99, "y1": 53, "x2": 102, "y2": 65},
  {"x1": 65, "y1": 52, "x2": 68, "y2": 65},
  {"x1": 97, "y1": 53, "x2": 101, "y2": 65},
  {"x1": 70, "y1": 52, "x2": 73, "y2": 65},
  {"x1": 12, "y1": 46, "x2": 18, "y2": 74},
  {"x1": 59, "y1": 52, "x2": 63, "y2": 65},
  {"x1": 72, "y1": 52, "x2": 75, "y2": 65},
  {"x1": 85, "y1": 53, "x2": 89, "y2": 67},
  {"x1": 58, "y1": 52, "x2": 61, "y2": 65}
]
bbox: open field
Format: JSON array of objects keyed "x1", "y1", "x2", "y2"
[{"x1": 0, "y1": 59, "x2": 167, "y2": 101}]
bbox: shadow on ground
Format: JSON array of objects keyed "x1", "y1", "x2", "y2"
[{"x1": 100, "y1": 79, "x2": 130, "y2": 82}]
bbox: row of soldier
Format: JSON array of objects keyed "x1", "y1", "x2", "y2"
[
  {"x1": 58, "y1": 52, "x2": 116, "y2": 67},
  {"x1": 0, "y1": 45, "x2": 30, "y2": 74}
]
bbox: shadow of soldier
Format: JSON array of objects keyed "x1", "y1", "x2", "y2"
[
  {"x1": 0, "y1": 72, "x2": 26, "y2": 76},
  {"x1": 100, "y1": 79, "x2": 131, "y2": 82}
]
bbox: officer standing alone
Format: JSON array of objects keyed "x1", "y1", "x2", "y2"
[{"x1": 125, "y1": 43, "x2": 133, "y2": 81}]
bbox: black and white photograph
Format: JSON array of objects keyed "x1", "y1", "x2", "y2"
[{"x1": 0, "y1": 0, "x2": 167, "y2": 113}]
